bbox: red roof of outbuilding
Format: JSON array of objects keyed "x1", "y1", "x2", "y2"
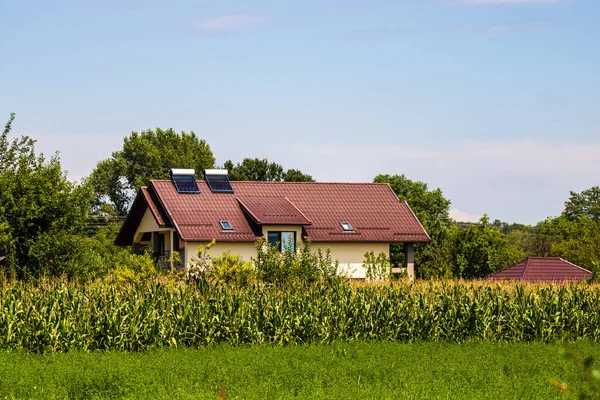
[
  {"x1": 486, "y1": 257, "x2": 592, "y2": 282},
  {"x1": 115, "y1": 179, "x2": 430, "y2": 244}
]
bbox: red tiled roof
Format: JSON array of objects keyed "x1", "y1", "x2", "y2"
[
  {"x1": 486, "y1": 257, "x2": 592, "y2": 282},
  {"x1": 146, "y1": 180, "x2": 430, "y2": 243},
  {"x1": 237, "y1": 196, "x2": 312, "y2": 225},
  {"x1": 141, "y1": 187, "x2": 165, "y2": 226}
]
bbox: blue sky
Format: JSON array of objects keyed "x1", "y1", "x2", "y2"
[{"x1": 1, "y1": 0, "x2": 598, "y2": 224}]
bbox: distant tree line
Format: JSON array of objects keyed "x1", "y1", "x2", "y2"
[
  {"x1": 1, "y1": 113, "x2": 599, "y2": 280},
  {"x1": 376, "y1": 174, "x2": 600, "y2": 279}
]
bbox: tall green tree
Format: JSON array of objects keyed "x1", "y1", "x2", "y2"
[
  {"x1": 564, "y1": 186, "x2": 600, "y2": 222},
  {"x1": 535, "y1": 215, "x2": 600, "y2": 270},
  {"x1": 224, "y1": 158, "x2": 314, "y2": 182},
  {"x1": 0, "y1": 113, "x2": 94, "y2": 279},
  {"x1": 283, "y1": 168, "x2": 315, "y2": 183},
  {"x1": 373, "y1": 174, "x2": 451, "y2": 227},
  {"x1": 450, "y1": 215, "x2": 524, "y2": 279},
  {"x1": 90, "y1": 128, "x2": 215, "y2": 215}
]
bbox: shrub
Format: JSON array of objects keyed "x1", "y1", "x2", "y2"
[
  {"x1": 186, "y1": 240, "x2": 215, "y2": 283},
  {"x1": 108, "y1": 253, "x2": 157, "y2": 284},
  {"x1": 253, "y1": 239, "x2": 341, "y2": 284},
  {"x1": 362, "y1": 251, "x2": 391, "y2": 281},
  {"x1": 206, "y1": 251, "x2": 255, "y2": 286}
]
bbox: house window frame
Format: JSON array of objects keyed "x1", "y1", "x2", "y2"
[
  {"x1": 340, "y1": 222, "x2": 354, "y2": 232},
  {"x1": 267, "y1": 231, "x2": 296, "y2": 253},
  {"x1": 220, "y1": 221, "x2": 233, "y2": 231}
]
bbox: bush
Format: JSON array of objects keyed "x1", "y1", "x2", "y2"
[
  {"x1": 252, "y1": 239, "x2": 341, "y2": 285},
  {"x1": 362, "y1": 251, "x2": 391, "y2": 281},
  {"x1": 108, "y1": 253, "x2": 157, "y2": 284},
  {"x1": 206, "y1": 251, "x2": 255, "y2": 286}
]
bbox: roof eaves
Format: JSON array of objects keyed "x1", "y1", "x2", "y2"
[
  {"x1": 284, "y1": 197, "x2": 312, "y2": 225},
  {"x1": 141, "y1": 187, "x2": 165, "y2": 227},
  {"x1": 559, "y1": 258, "x2": 593, "y2": 275},
  {"x1": 403, "y1": 199, "x2": 432, "y2": 243},
  {"x1": 382, "y1": 183, "x2": 431, "y2": 243},
  {"x1": 485, "y1": 259, "x2": 519, "y2": 280},
  {"x1": 148, "y1": 180, "x2": 184, "y2": 240},
  {"x1": 236, "y1": 198, "x2": 263, "y2": 225}
]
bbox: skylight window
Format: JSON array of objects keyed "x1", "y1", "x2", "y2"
[
  {"x1": 340, "y1": 222, "x2": 353, "y2": 232},
  {"x1": 220, "y1": 221, "x2": 233, "y2": 231}
]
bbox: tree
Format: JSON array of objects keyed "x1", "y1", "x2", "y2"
[
  {"x1": 564, "y1": 186, "x2": 600, "y2": 222},
  {"x1": 373, "y1": 174, "x2": 451, "y2": 227},
  {"x1": 90, "y1": 128, "x2": 215, "y2": 215},
  {"x1": 224, "y1": 158, "x2": 314, "y2": 182},
  {"x1": 283, "y1": 169, "x2": 314, "y2": 183},
  {"x1": 534, "y1": 215, "x2": 600, "y2": 270},
  {"x1": 449, "y1": 215, "x2": 523, "y2": 279},
  {"x1": 0, "y1": 113, "x2": 94, "y2": 279},
  {"x1": 373, "y1": 174, "x2": 453, "y2": 278}
]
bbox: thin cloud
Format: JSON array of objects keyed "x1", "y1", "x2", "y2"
[
  {"x1": 460, "y1": 20, "x2": 559, "y2": 34},
  {"x1": 192, "y1": 14, "x2": 270, "y2": 31},
  {"x1": 450, "y1": 208, "x2": 484, "y2": 223}
]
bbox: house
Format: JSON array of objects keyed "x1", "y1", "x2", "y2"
[
  {"x1": 115, "y1": 169, "x2": 430, "y2": 280},
  {"x1": 485, "y1": 257, "x2": 592, "y2": 282}
]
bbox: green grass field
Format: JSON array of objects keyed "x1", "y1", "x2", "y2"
[{"x1": 1, "y1": 341, "x2": 598, "y2": 399}]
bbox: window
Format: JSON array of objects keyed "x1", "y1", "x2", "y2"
[
  {"x1": 220, "y1": 221, "x2": 233, "y2": 230},
  {"x1": 267, "y1": 231, "x2": 296, "y2": 252},
  {"x1": 340, "y1": 222, "x2": 353, "y2": 232}
]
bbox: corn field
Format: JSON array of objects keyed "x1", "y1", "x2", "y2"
[{"x1": 1, "y1": 279, "x2": 599, "y2": 352}]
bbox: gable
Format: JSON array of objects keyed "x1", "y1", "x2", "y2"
[{"x1": 114, "y1": 187, "x2": 172, "y2": 246}]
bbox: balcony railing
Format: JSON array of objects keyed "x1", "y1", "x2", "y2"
[{"x1": 152, "y1": 250, "x2": 184, "y2": 270}]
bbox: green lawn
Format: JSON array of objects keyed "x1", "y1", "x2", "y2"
[{"x1": 1, "y1": 341, "x2": 598, "y2": 399}]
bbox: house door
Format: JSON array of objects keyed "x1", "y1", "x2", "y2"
[{"x1": 152, "y1": 232, "x2": 165, "y2": 258}]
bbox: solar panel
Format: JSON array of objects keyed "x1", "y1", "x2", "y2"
[
  {"x1": 172, "y1": 174, "x2": 200, "y2": 194},
  {"x1": 206, "y1": 174, "x2": 234, "y2": 193}
]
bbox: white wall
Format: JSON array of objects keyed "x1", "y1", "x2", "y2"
[{"x1": 182, "y1": 239, "x2": 389, "y2": 279}]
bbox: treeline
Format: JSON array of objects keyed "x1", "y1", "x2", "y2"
[
  {"x1": 374, "y1": 174, "x2": 600, "y2": 279},
  {"x1": 1, "y1": 112, "x2": 599, "y2": 281}
]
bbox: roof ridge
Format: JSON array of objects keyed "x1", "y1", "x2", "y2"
[
  {"x1": 558, "y1": 257, "x2": 593, "y2": 274},
  {"x1": 521, "y1": 257, "x2": 532, "y2": 280},
  {"x1": 528, "y1": 256, "x2": 562, "y2": 259},
  {"x1": 150, "y1": 179, "x2": 390, "y2": 185}
]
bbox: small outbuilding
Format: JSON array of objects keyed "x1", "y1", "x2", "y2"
[{"x1": 486, "y1": 257, "x2": 592, "y2": 282}]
